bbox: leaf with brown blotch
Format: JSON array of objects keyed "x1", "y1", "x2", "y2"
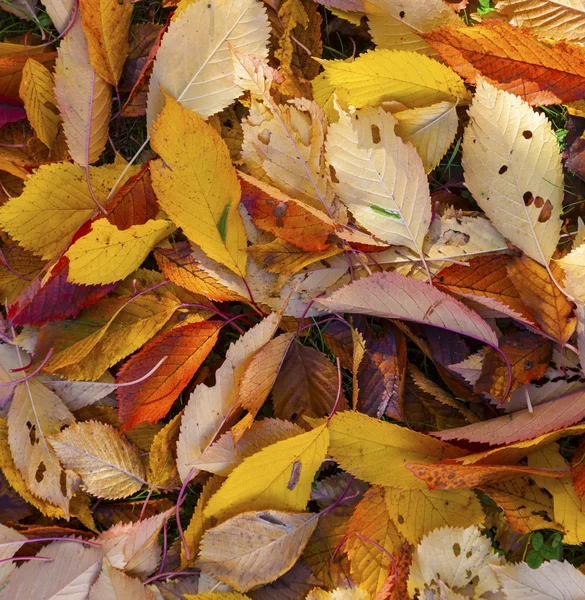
[
  {"x1": 406, "y1": 461, "x2": 568, "y2": 490},
  {"x1": 422, "y1": 20, "x2": 585, "y2": 105},
  {"x1": 54, "y1": 17, "x2": 112, "y2": 166},
  {"x1": 79, "y1": 0, "x2": 133, "y2": 85},
  {"x1": 239, "y1": 172, "x2": 336, "y2": 252},
  {"x1": 480, "y1": 478, "x2": 558, "y2": 533},
  {"x1": 436, "y1": 254, "x2": 535, "y2": 326},
  {"x1": 356, "y1": 321, "x2": 407, "y2": 420},
  {"x1": 49, "y1": 420, "x2": 147, "y2": 499},
  {"x1": 434, "y1": 387, "x2": 585, "y2": 446},
  {"x1": 272, "y1": 343, "x2": 347, "y2": 422},
  {"x1": 507, "y1": 254, "x2": 576, "y2": 346},
  {"x1": 104, "y1": 164, "x2": 159, "y2": 230},
  {"x1": 116, "y1": 321, "x2": 222, "y2": 430},
  {"x1": 196, "y1": 510, "x2": 318, "y2": 592},
  {"x1": 231, "y1": 333, "x2": 295, "y2": 442},
  {"x1": 474, "y1": 332, "x2": 552, "y2": 399}
]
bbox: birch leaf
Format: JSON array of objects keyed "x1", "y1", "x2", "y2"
[
  {"x1": 197, "y1": 510, "x2": 318, "y2": 592},
  {"x1": 150, "y1": 95, "x2": 247, "y2": 276},
  {"x1": 147, "y1": 0, "x2": 270, "y2": 124},
  {"x1": 326, "y1": 106, "x2": 431, "y2": 255},
  {"x1": 49, "y1": 420, "x2": 146, "y2": 499},
  {"x1": 462, "y1": 78, "x2": 563, "y2": 266},
  {"x1": 54, "y1": 17, "x2": 112, "y2": 166}
]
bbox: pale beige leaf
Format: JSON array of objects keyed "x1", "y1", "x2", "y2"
[
  {"x1": 97, "y1": 509, "x2": 173, "y2": 577},
  {"x1": 184, "y1": 593, "x2": 251, "y2": 599},
  {"x1": 49, "y1": 420, "x2": 146, "y2": 499},
  {"x1": 20, "y1": 59, "x2": 61, "y2": 148},
  {"x1": 462, "y1": 79, "x2": 563, "y2": 266},
  {"x1": 408, "y1": 525, "x2": 502, "y2": 599},
  {"x1": 497, "y1": 0, "x2": 585, "y2": 42},
  {"x1": 89, "y1": 559, "x2": 156, "y2": 600},
  {"x1": 364, "y1": 0, "x2": 464, "y2": 54},
  {"x1": 0, "y1": 540, "x2": 102, "y2": 600},
  {"x1": 42, "y1": 0, "x2": 75, "y2": 32},
  {"x1": 306, "y1": 589, "x2": 370, "y2": 600},
  {"x1": 38, "y1": 373, "x2": 116, "y2": 411},
  {"x1": 54, "y1": 17, "x2": 112, "y2": 166},
  {"x1": 197, "y1": 510, "x2": 318, "y2": 592},
  {"x1": 0, "y1": 524, "x2": 26, "y2": 587},
  {"x1": 317, "y1": 271, "x2": 498, "y2": 346},
  {"x1": 147, "y1": 0, "x2": 270, "y2": 124},
  {"x1": 177, "y1": 312, "x2": 280, "y2": 482},
  {"x1": 394, "y1": 101, "x2": 458, "y2": 173},
  {"x1": 325, "y1": 106, "x2": 431, "y2": 256},
  {"x1": 492, "y1": 559, "x2": 585, "y2": 599},
  {"x1": 558, "y1": 242, "x2": 585, "y2": 302},
  {"x1": 8, "y1": 375, "x2": 75, "y2": 514},
  {"x1": 195, "y1": 418, "x2": 303, "y2": 476}
]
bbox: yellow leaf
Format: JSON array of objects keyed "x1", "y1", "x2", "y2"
[
  {"x1": 150, "y1": 95, "x2": 247, "y2": 276},
  {"x1": 325, "y1": 106, "x2": 431, "y2": 257},
  {"x1": 19, "y1": 59, "x2": 61, "y2": 148},
  {"x1": 54, "y1": 17, "x2": 112, "y2": 166},
  {"x1": 528, "y1": 443, "x2": 585, "y2": 544},
  {"x1": 203, "y1": 424, "x2": 329, "y2": 521},
  {"x1": 79, "y1": 0, "x2": 133, "y2": 85},
  {"x1": 385, "y1": 486, "x2": 485, "y2": 544},
  {"x1": 197, "y1": 510, "x2": 318, "y2": 591},
  {"x1": 363, "y1": 0, "x2": 463, "y2": 54},
  {"x1": 559, "y1": 242, "x2": 585, "y2": 302},
  {"x1": 50, "y1": 421, "x2": 146, "y2": 499},
  {"x1": 0, "y1": 162, "x2": 136, "y2": 260},
  {"x1": 307, "y1": 589, "x2": 371, "y2": 600},
  {"x1": 316, "y1": 49, "x2": 470, "y2": 111},
  {"x1": 462, "y1": 78, "x2": 563, "y2": 266},
  {"x1": 147, "y1": 0, "x2": 270, "y2": 124},
  {"x1": 66, "y1": 219, "x2": 173, "y2": 285},
  {"x1": 0, "y1": 245, "x2": 45, "y2": 304},
  {"x1": 185, "y1": 595, "x2": 252, "y2": 600},
  {"x1": 327, "y1": 411, "x2": 466, "y2": 489},
  {"x1": 148, "y1": 412, "x2": 182, "y2": 488},
  {"x1": 394, "y1": 101, "x2": 458, "y2": 173}
]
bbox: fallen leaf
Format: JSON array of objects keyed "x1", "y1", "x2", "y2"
[{"x1": 89, "y1": 558, "x2": 156, "y2": 600}]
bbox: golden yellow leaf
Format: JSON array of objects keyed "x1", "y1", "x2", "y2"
[
  {"x1": 185, "y1": 594, "x2": 251, "y2": 600},
  {"x1": 65, "y1": 219, "x2": 173, "y2": 285},
  {"x1": 327, "y1": 411, "x2": 467, "y2": 489},
  {"x1": 0, "y1": 162, "x2": 136, "y2": 260},
  {"x1": 394, "y1": 100, "x2": 458, "y2": 173},
  {"x1": 385, "y1": 486, "x2": 485, "y2": 544},
  {"x1": 19, "y1": 59, "x2": 61, "y2": 148},
  {"x1": 147, "y1": 0, "x2": 270, "y2": 124},
  {"x1": 203, "y1": 424, "x2": 329, "y2": 521},
  {"x1": 197, "y1": 510, "x2": 318, "y2": 591},
  {"x1": 150, "y1": 95, "x2": 246, "y2": 276},
  {"x1": 50, "y1": 420, "x2": 146, "y2": 499},
  {"x1": 148, "y1": 412, "x2": 182, "y2": 488},
  {"x1": 528, "y1": 443, "x2": 585, "y2": 544},
  {"x1": 462, "y1": 78, "x2": 563, "y2": 266},
  {"x1": 315, "y1": 49, "x2": 470, "y2": 112},
  {"x1": 79, "y1": 0, "x2": 133, "y2": 85},
  {"x1": 0, "y1": 245, "x2": 45, "y2": 304},
  {"x1": 54, "y1": 17, "x2": 112, "y2": 166}
]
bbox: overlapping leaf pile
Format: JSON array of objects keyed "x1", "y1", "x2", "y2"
[{"x1": 3, "y1": 0, "x2": 585, "y2": 597}]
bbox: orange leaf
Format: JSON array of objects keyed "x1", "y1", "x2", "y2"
[
  {"x1": 406, "y1": 461, "x2": 568, "y2": 490},
  {"x1": 474, "y1": 332, "x2": 552, "y2": 398},
  {"x1": 0, "y1": 51, "x2": 56, "y2": 101},
  {"x1": 104, "y1": 164, "x2": 159, "y2": 230},
  {"x1": 422, "y1": 20, "x2": 585, "y2": 105},
  {"x1": 117, "y1": 320, "x2": 221, "y2": 429},
  {"x1": 507, "y1": 254, "x2": 576, "y2": 345},
  {"x1": 436, "y1": 254, "x2": 535, "y2": 325},
  {"x1": 571, "y1": 435, "x2": 585, "y2": 498}
]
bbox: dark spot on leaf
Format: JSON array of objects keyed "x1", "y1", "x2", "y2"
[
  {"x1": 287, "y1": 461, "x2": 302, "y2": 490},
  {"x1": 523, "y1": 191, "x2": 534, "y2": 206},
  {"x1": 453, "y1": 543, "x2": 461, "y2": 557},
  {"x1": 371, "y1": 124, "x2": 381, "y2": 144},
  {"x1": 290, "y1": 412, "x2": 298, "y2": 421},
  {"x1": 399, "y1": 10, "x2": 405, "y2": 17},
  {"x1": 35, "y1": 462, "x2": 46, "y2": 483},
  {"x1": 538, "y1": 200, "x2": 553, "y2": 222},
  {"x1": 466, "y1": 550, "x2": 473, "y2": 558},
  {"x1": 223, "y1": 119, "x2": 233, "y2": 128},
  {"x1": 397, "y1": 515, "x2": 404, "y2": 524},
  {"x1": 523, "y1": 130, "x2": 533, "y2": 139},
  {"x1": 329, "y1": 165, "x2": 339, "y2": 184},
  {"x1": 534, "y1": 195, "x2": 544, "y2": 208},
  {"x1": 524, "y1": 360, "x2": 533, "y2": 371},
  {"x1": 498, "y1": 165, "x2": 508, "y2": 175},
  {"x1": 60, "y1": 470, "x2": 68, "y2": 496}
]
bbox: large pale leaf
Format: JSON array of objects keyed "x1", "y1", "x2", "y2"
[
  {"x1": 462, "y1": 78, "x2": 563, "y2": 266},
  {"x1": 0, "y1": 524, "x2": 26, "y2": 586},
  {"x1": 197, "y1": 510, "x2": 318, "y2": 592},
  {"x1": 54, "y1": 17, "x2": 112, "y2": 166},
  {"x1": 0, "y1": 162, "x2": 135, "y2": 260},
  {"x1": 49, "y1": 420, "x2": 146, "y2": 499},
  {"x1": 317, "y1": 271, "x2": 498, "y2": 346},
  {"x1": 150, "y1": 95, "x2": 247, "y2": 276},
  {"x1": 203, "y1": 424, "x2": 329, "y2": 521},
  {"x1": 0, "y1": 540, "x2": 102, "y2": 599},
  {"x1": 177, "y1": 313, "x2": 280, "y2": 482},
  {"x1": 325, "y1": 106, "x2": 431, "y2": 256},
  {"x1": 89, "y1": 559, "x2": 155, "y2": 600},
  {"x1": 147, "y1": 0, "x2": 270, "y2": 124}
]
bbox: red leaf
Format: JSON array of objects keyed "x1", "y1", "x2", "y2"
[{"x1": 117, "y1": 320, "x2": 222, "y2": 430}]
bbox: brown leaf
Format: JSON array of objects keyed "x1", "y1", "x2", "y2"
[
  {"x1": 571, "y1": 435, "x2": 585, "y2": 498},
  {"x1": 507, "y1": 254, "x2": 576, "y2": 345}
]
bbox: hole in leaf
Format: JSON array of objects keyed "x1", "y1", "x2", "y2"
[
  {"x1": 498, "y1": 165, "x2": 508, "y2": 175},
  {"x1": 60, "y1": 470, "x2": 68, "y2": 496},
  {"x1": 538, "y1": 200, "x2": 553, "y2": 222},
  {"x1": 371, "y1": 124, "x2": 381, "y2": 144},
  {"x1": 453, "y1": 543, "x2": 461, "y2": 557},
  {"x1": 35, "y1": 462, "x2": 46, "y2": 483},
  {"x1": 523, "y1": 191, "x2": 534, "y2": 206},
  {"x1": 329, "y1": 165, "x2": 339, "y2": 184},
  {"x1": 523, "y1": 130, "x2": 533, "y2": 139},
  {"x1": 533, "y1": 195, "x2": 544, "y2": 208}
]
